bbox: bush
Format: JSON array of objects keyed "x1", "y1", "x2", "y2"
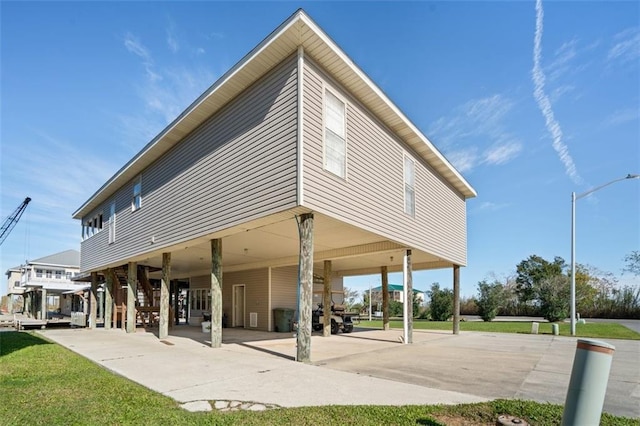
[
  {"x1": 536, "y1": 275, "x2": 570, "y2": 322},
  {"x1": 417, "y1": 306, "x2": 430, "y2": 319},
  {"x1": 389, "y1": 300, "x2": 403, "y2": 317},
  {"x1": 428, "y1": 283, "x2": 453, "y2": 321},
  {"x1": 460, "y1": 296, "x2": 478, "y2": 316},
  {"x1": 475, "y1": 281, "x2": 505, "y2": 322}
]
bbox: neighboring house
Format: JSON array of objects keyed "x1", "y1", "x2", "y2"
[
  {"x1": 370, "y1": 284, "x2": 425, "y2": 305},
  {"x1": 5, "y1": 249, "x2": 85, "y2": 319},
  {"x1": 73, "y1": 10, "x2": 476, "y2": 360}
]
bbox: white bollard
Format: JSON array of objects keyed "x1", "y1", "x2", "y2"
[
  {"x1": 552, "y1": 323, "x2": 559, "y2": 335},
  {"x1": 531, "y1": 322, "x2": 539, "y2": 334},
  {"x1": 562, "y1": 339, "x2": 615, "y2": 426}
]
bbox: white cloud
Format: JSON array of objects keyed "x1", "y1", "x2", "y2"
[
  {"x1": 124, "y1": 33, "x2": 161, "y2": 82},
  {"x1": 478, "y1": 201, "x2": 510, "y2": 212},
  {"x1": 546, "y1": 38, "x2": 578, "y2": 81},
  {"x1": 607, "y1": 28, "x2": 640, "y2": 65},
  {"x1": 603, "y1": 108, "x2": 639, "y2": 127},
  {"x1": 532, "y1": 0, "x2": 582, "y2": 185},
  {"x1": 166, "y1": 20, "x2": 179, "y2": 53},
  {"x1": 445, "y1": 148, "x2": 478, "y2": 173},
  {"x1": 483, "y1": 141, "x2": 523, "y2": 165},
  {"x1": 167, "y1": 34, "x2": 179, "y2": 53},
  {"x1": 121, "y1": 32, "x2": 216, "y2": 149},
  {"x1": 430, "y1": 94, "x2": 522, "y2": 173}
]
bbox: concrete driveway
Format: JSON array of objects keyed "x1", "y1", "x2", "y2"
[{"x1": 38, "y1": 326, "x2": 639, "y2": 418}]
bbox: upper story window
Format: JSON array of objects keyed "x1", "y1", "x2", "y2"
[
  {"x1": 55, "y1": 270, "x2": 62, "y2": 279},
  {"x1": 46, "y1": 270, "x2": 52, "y2": 279},
  {"x1": 66, "y1": 272, "x2": 72, "y2": 280},
  {"x1": 108, "y1": 201, "x2": 116, "y2": 244},
  {"x1": 36, "y1": 269, "x2": 43, "y2": 278},
  {"x1": 82, "y1": 212, "x2": 104, "y2": 240},
  {"x1": 132, "y1": 176, "x2": 142, "y2": 211},
  {"x1": 324, "y1": 90, "x2": 346, "y2": 178},
  {"x1": 404, "y1": 154, "x2": 415, "y2": 216}
]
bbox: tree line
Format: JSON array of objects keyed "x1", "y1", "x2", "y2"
[
  {"x1": 468, "y1": 251, "x2": 640, "y2": 321},
  {"x1": 344, "y1": 251, "x2": 640, "y2": 322}
]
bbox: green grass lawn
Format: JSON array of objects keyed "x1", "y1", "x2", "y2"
[
  {"x1": 0, "y1": 331, "x2": 636, "y2": 425},
  {"x1": 356, "y1": 319, "x2": 640, "y2": 340}
]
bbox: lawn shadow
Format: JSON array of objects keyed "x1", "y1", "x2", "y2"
[
  {"x1": 416, "y1": 419, "x2": 443, "y2": 425},
  {"x1": 0, "y1": 331, "x2": 52, "y2": 357}
]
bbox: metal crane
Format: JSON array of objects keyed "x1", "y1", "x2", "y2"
[{"x1": 0, "y1": 197, "x2": 31, "y2": 246}]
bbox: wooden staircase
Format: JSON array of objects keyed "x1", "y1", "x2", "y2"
[{"x1": 111, "y1": 265, "x2": 172, "y2": 330}]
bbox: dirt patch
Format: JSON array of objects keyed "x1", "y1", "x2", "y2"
[{"x1": 430, "y1": 415, "x2": 493, "y2": 426}]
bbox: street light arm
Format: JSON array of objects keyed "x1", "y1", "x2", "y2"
[
  {"x1": 569, "y1": 172, "x2": 639, "y2": 337},
  {"x1": 575, "y1": 174, "x2": 640, "y2": 200}
]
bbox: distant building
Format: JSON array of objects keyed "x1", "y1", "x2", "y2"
[
  {"x1": 370, "y1": 284, "x2": 425, "y2": 304},
  {"x1": 5, "y1": 249, "x2": 86, "y2": 318}
]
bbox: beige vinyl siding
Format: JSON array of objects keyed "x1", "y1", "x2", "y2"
[
  {"x1": 271, "y1": 265, "x2": 298, "y2": 313},
  {"x1": 224, "y1": 268, "x2": 269, "y2": 330},
  {"x1": 190, "y1": 268, "x2": 269, "y2": 331},
  {"x1": 302, "y1": 59, "x2": 467, "y2": 265},
  {"x1": 80, "y1": 55, "x2": 299, "y2": 272}
]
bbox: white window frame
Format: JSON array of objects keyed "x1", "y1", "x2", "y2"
[
  {"x1": 108, "y1": 201, "x2": 116, "y2": 244},
  {"x1": 323, "y1": 88, "x2": 347, "y2": 179},
  {"x1": 190, "y1": 289, "x2": 211, "y2": 312},
  {"x1": 404, "y1": 154, "x2": 416, "y2": 216},
  {"x1": 132, "y1": 176, "x2": 142, "y2": 212}
]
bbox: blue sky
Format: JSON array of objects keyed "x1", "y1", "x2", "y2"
[{"x1": 1, "y1": 2, "x2": 638, "y2": 300}]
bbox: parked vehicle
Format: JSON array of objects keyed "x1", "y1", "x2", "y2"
[{"x1": 312, "y1": 303, "x2": 354, "y2": 334}]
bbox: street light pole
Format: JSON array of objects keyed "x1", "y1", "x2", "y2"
[{"x1": 570, "y1": 174, "x2": 639, "y2": 336}]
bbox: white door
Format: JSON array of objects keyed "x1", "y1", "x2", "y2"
[{"x1": 233, "y1": 285, "x2": 245, "y2": 327}]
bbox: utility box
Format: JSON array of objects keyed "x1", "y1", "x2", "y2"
[{"x1": 273, "y1": 308, "x2": 295, "y2": 332}]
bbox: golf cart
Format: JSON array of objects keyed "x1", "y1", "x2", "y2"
[{"x1": 312, "y1": 290, "x2": 354, "y2": 334}]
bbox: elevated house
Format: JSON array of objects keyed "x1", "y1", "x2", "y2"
[
  {"x1": 370, "y1": 284, "x2": 425, "y2": 305},
  {"x1": 73, "y1": 10, "x2": 476, "y2": 362},
  {"x1": 5, "y1": 249, "x2": 85, "y2": 322}
]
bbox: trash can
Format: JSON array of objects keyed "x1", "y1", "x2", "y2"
[{"x1": 273, "y1": 308, "x2": 295, "y2": 332}]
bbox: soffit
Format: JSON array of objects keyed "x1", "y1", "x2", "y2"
[{"x1": 124, "y1": 212, "x2": 452, "y2": 279}]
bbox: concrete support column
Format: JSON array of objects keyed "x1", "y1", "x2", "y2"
[
  {"x1": 98, "y1": 288, "x2": 104, "y2": 322},
  {"x1": 453, "y1": 265, "x2": 460, "y2": 335},
  {"x1": 403, "y1": 250, "x2": 413, "y2": 344},
  {"x1": 297, "y1": 213, "x2": 314, "y2": 362},
  {"x1": 381, "y1": 266, "x2": 389, "y2": 331},
  {"x1": 159, "y1": 253, "x2": 171, "y2": 339},
  {"x1": 126, "y1": 262, "x2": 137, "y2": 333},
  {"x1": 322, "y1": 260, "x2": 332, "y2": 337},
  {"x1": 210, "y1": 239, "x2": 223, "y2": 348},
  {"x1": 89, "y1": 272, "x2": 98, "y2": 329},
  {"x1": 40, "y1": 288, "x2": 47, "y2": 321},
  {"x1": 104, "y1": 269, "x2": 113, "y2": 330}
]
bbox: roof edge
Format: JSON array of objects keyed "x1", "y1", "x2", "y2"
[
  {"x1": 73, "y1": 9, "x2": 306, "y2": 219},
  {"x1": 297, "y1": 13, "x2": 476, "y2": 199}
]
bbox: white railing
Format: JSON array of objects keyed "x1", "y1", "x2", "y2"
[{"x1": 70, "y1": 312, "x2": 86, "y2": 327}]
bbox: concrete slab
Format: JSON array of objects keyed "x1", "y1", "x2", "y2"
[{"x1": 36, "y1": 325, "x2": 639, "y2": 418}]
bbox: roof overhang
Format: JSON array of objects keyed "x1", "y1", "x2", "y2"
[{"x1": 73, "y1": 9, "x2": 476, "y2": 219}]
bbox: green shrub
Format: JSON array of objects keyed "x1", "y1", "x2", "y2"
[
  {"x1": 475, "y1": 281, "x2": 505, "y2": 322},
  {"x1": 428, "y1": 283, "x2": 453, "y2": 321}
]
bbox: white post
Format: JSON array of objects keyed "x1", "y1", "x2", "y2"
[
  {"x1": 570, "y1": 191, "x2": 576, "y2": 336},
  {"x1": 368, "y1": 283, "x2": 372, "y2": 322},
  {"x1": 403, "y1": 251, "x2": 409, "y2": 344}
]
